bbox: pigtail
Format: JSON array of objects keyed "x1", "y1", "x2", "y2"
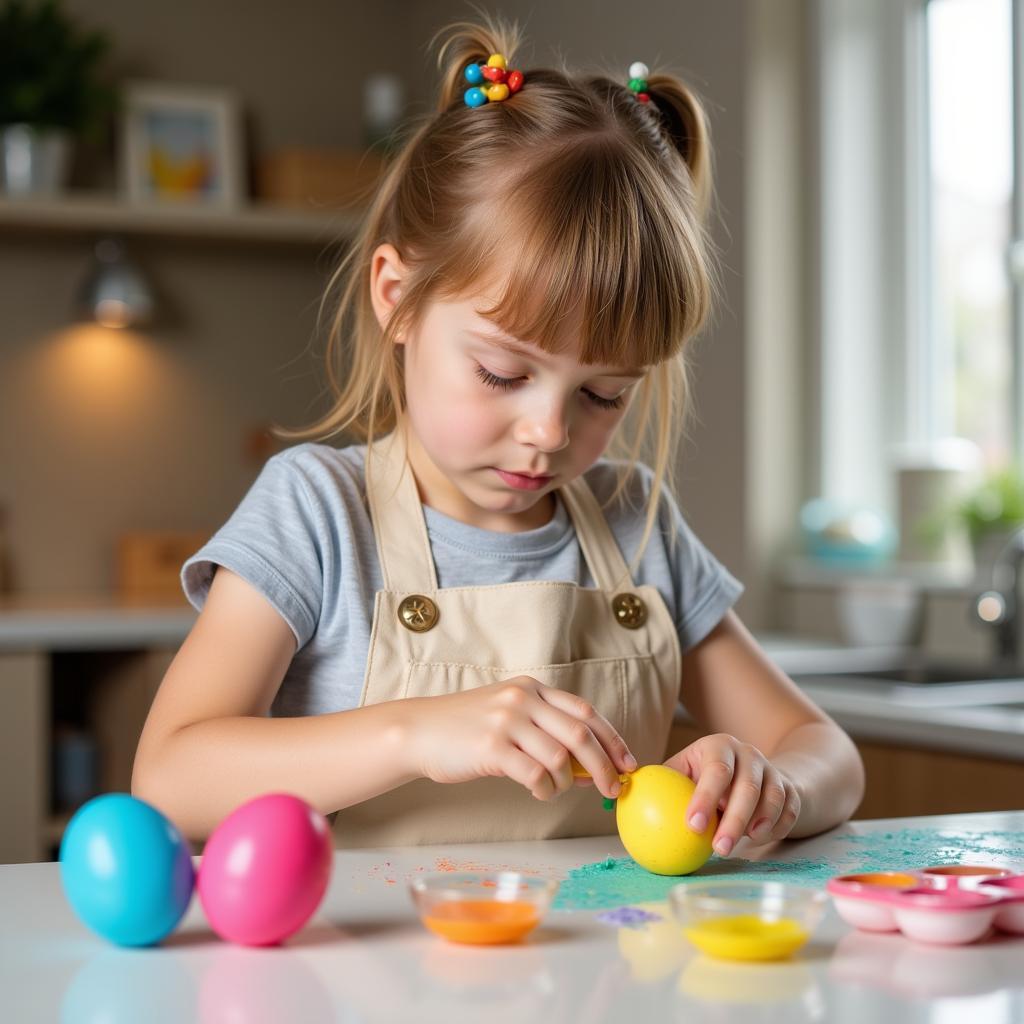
[
  {"x1": 644, "y1": 75, "x2": 712, "y2": 217},
  {"x1": 431, "y1": 12, "x2": 524, "y2": 111}
]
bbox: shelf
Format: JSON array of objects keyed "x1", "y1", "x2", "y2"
[{"x1": 0, "y1": 191, "x2": 365, "y2": 246}]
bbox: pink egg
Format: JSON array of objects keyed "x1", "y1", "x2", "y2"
[{"x1": 197, "y1": 793, "x2": 333, "y2": 946}]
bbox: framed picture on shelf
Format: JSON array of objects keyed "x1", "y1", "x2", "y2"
[{"x1": 119, "y1": 81, "x2": 246, "y2": 209}]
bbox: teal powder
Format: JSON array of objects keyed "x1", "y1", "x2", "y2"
[{"x1": 552, "y1": 827, "x2": 1024, "y2": 911}]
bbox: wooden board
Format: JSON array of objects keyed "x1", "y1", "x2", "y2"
[{"x1": 116, "y1": 530, "x2": 209, "y2": 600}]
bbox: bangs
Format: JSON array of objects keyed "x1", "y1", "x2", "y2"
[{"x1": 436, "y1": 136, "x2": 708, "y2": 369}]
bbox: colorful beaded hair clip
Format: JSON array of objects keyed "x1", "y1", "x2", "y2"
[
  {"x1": 627, "y1": 61, "x2": 651, "y2": 104},
  {"x1": 464, "y1": 53, "x2": 525, "y2": 107}
]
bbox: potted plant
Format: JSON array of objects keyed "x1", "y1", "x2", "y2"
[
  {"x1": 951, "y1": 467, "x2": 1024, "y2": 571},
  {"x1": 0, "y1": 0, "x2": 118, "y2": 195}
]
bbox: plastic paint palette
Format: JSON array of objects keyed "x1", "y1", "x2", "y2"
[{"x1": 827, "y1": 864, "x2": 1024, "y2": 945}]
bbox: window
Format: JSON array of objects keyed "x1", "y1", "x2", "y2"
[
  {"x1": 813, "y1": 0, "x2": 1019, "y2": 515},
  {"x1": 926, "y1": 0, "x2": 1013, "y2": 466}
]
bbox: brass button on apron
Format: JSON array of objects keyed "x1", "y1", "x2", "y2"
[
  {"x1": 397, "y1": 594, "x2": 439, "y2": 632},
  {"x1": 612, "y1": 592, "x2": 647, "y2": 629}
]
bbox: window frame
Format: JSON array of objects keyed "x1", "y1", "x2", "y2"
[{"x1": 810, "y1": 0, "x2": 1022, "y2": 512}]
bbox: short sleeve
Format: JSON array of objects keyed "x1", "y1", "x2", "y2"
[
  {"x1": 181, "y1": 451, "x2": 328, "y2": 649},
  {"x1": 653, "y1": 473, "x2": 744, "y2": 653}
]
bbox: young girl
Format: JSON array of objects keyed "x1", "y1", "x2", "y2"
[{"x1": 133, "y1": 18, "x2": 864, "y2": 855}]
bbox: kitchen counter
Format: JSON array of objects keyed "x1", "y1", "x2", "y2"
[
  {"x1": 793, "y1": 676, "x2": 1024, "y2": 762},
  {"x1": 3, "y1": 810, "x2": 1023, "y2": 1022},
  {"x1": 0, "y1": 592, "x2": 194, "y2": 650},
  {"x1": 0, "y1": 596, "x2": 1020, "y2": 762}
]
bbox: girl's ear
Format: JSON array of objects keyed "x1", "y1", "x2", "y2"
[{"x1": 369, "y1": 243, "x2": 408, "y2": 339}]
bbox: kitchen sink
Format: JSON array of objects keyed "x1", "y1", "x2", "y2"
[
  {"x1": 790, "y1": 660, "x2": 1024, "y2": 709},
  {"x1": 847, "y1": 663, "x2": 1024, "y2": 685}
]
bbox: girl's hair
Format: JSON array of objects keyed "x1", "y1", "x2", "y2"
[{"x1": 277, "y1": 13, "x2": 718, "y2": 587}]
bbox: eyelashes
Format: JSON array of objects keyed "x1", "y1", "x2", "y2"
[{"x1": 473, "y1": 365, "x2": 626, "y2": 411}]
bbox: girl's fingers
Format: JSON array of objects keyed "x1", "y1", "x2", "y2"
[
  {"x1": 769, "y1": 783, "x2": 801, "y2": 840},
  {"x1": 711, "y1": 749, "x2": 764, "y2": 857},
  {"x1": 534, "y1": 688, "x2": 635, "y2": 796},
  {"x1": 510, "y1": 723, "x2": 576, "y2": 798},
  {"x1": 686, "y1": 741, "x2": 737, "y2": 835},
  {"x1": 744, "y1": 766, "x2": 788, "y2": 843},
  {"x1": 497, "y1": 741, "x2": 559, "y2": 801},
  {"x1": 536, "y1": 683, "x2": 637, "y2": 773}
]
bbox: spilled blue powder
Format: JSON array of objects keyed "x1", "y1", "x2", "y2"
[{"x1": 552, "y1": 827, "x2": 1024, "y2": 911}]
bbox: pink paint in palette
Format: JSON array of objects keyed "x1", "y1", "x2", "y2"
[{"x1": 827, "y1": 864, "x2": 1024, "y2": 945}]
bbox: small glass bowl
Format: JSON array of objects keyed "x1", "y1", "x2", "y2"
[
  {"x1": 409, "y1": 871, "x2": 559, "y2": 945},
  {"x1": 670, "y1": 881, "x2": 828, "y2": 962}
]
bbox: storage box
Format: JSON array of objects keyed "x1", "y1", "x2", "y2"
[
  {"x1": 256, "y1": 147, "x2": 386, "y2": 209},
  {"x1": 116, "y1": 530, "x2": 210, "y2": 599}
]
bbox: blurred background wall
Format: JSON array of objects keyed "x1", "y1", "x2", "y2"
[{"x1": 0, "y1": 0, "x2": 803, "y2": 629}]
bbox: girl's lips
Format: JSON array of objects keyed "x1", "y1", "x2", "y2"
[{"x1": 493, "y1": 468, "x2": 552, "y2": 491}]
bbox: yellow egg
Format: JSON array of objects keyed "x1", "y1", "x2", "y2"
[{"x1": 615, "y1": 764, "x2": 716, "y2": 875}]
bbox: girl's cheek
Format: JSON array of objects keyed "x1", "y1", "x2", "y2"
[{"x1": 433, "y1": 392, "x2": 498, "y2": 451}]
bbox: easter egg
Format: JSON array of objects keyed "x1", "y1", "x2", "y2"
[
  {"x1": 616, "y1": 765, "x2": 716, "y2": 876},
  {"x1": 197, "y1": 792, "x2": 333, "y2": 946},
  {"x1": 59, "y1": 793, "x2": 195, "y2": 946}
]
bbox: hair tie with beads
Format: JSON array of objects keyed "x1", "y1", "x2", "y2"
[
  {"x1": 464, "y1": 53, "x2": 525, "y2": 107},
  {"x1": 627, "y1": 61, "x2": 651, "y2": 103}
]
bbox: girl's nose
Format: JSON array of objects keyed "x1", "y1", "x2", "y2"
[{"x1": 515, "y1": 403, "x2": 570, "y2": 451}]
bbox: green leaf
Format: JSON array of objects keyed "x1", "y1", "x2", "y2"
[{"x1": 0, "y1": 0, "x2": 118, "y2": 134}]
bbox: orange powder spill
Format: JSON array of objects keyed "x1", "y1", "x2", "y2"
[{"x1": 422, "y1": 900, "x2": 540, "y2": 944}]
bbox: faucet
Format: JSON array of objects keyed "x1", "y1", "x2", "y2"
[{"x1": 972, "y1": 525, "x2": 1024, "y2": 664}]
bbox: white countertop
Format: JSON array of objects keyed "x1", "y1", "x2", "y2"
[
  {"x1": 3, "y1": 810, "x2": 1023, "y2": 1022},
  {"x1": 795, "y1": 678, "x2": 1024, "y2": 761}
]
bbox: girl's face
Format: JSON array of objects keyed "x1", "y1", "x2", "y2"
[{"x1": 396, "y1": 286, "x2": 648, "y2": 533}]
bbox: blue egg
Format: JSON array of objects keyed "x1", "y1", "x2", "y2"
[{"x1": 59, "y1": 793, "x2": 195, "y2": 946}]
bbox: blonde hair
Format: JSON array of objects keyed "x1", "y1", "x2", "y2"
[{"x1": 277, "y1": 13, "x2": 719, "y2": 587}]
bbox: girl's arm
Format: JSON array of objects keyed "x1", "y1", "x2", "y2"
[
  {"x1": 133, "y1": 567, "x2": 633, "y2": 840},
  {"x1": 666, "y1": 610, "x2": 865, "y2": 855},
  {"x1": 131, "y1": 567, "x2": 422, "y2": 838}
]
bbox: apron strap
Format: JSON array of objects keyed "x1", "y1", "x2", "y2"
[
  {"x1": 365, "y1": 427, "x2": 439, "y2": 592},
  {"x1": 560, "y1": 476, "x2": 635, "y2": 593},
  {"x1": 365, "y1": 424, "x2": 636, "y2": 594}
]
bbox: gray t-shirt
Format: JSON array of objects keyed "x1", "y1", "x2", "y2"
[{"x1": 181, "y1": 442, "x2": 744, "y2": 718}]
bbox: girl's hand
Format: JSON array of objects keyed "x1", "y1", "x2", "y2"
[
  {"x1": 664, "y1": 733, "x2": 802, "y2": 857},
  {"x1": 406, "y1": 676, "x2": 638, "y2": 802}
]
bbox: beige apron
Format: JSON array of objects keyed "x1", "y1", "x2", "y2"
[{"x1": 331, "y1": 426, "x2": 682, "y2": 847}]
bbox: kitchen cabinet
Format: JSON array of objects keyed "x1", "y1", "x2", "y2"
[
  {"x1": 0, "y1": 597, "x2": 192, "y2": 863},
  {"x1": 0, "y1": 648, "x2": 176, "y2": 863}
]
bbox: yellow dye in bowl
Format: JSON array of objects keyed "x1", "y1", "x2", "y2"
[{"x1": 684, "y1": 914, "x2": 810, "y2": 961}]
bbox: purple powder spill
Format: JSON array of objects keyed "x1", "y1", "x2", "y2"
[{"x1": 597, "y1": 906, "x2": 664, "y2": 928}]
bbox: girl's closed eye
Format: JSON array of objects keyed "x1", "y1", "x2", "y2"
[{"x1": 473, "y1": 365, "x2": 626, "y2": 411}]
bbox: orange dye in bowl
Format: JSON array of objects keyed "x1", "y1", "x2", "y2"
[{"x1": 422, "y1": 899, "x2": 540, "y2": 944}]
